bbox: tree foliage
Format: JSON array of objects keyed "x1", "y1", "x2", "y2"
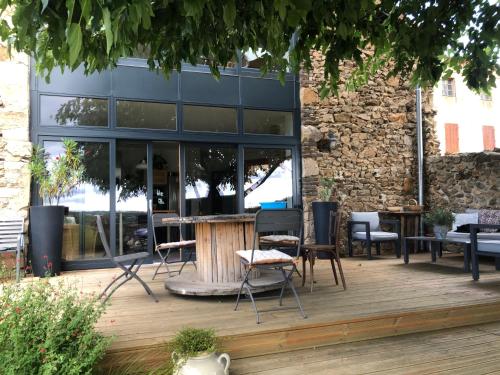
[{"x1": 0, "y1": 0, "x2": 498, "y2": 95}]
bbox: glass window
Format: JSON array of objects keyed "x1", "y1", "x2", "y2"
[
  {"x1": 185, "y1": 145, "x2": 237, "y2": 215},
  {"x1": 244, "y1": 148, "x2": 293, "y2": 212},
  {"x1": 40, "y1": 95, "x2": 108, "y2": 127},
  {"x1": 183, "y1": 105, "x2": 237, "y2": 133},
  {"x1": 441, "y1": 79, "x2": 456, "y2": 97},
  {"x1": 116, "y1": 100, "x2": 176, "y2": 130},
  {"x1": 244, "y1": 109, "x2": 293, "y2": 136},
  {"x1": 43, "y1": 141, "x2": 110, "y2": 260}
]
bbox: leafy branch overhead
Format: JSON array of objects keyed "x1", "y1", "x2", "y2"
[{"x1": 0, "y1": 0, "x2": 498, "y2": 95}]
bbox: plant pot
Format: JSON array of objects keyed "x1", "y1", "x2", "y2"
[
  {"x1": 29, "y1": 206, "x2": 65, "y2": 277},
  {"x1": 312, "y1": 201, "x2": 339, "y2": 259},
  {"x1": 433, "y1": 225, "x2": 448, "y2": 240},
  {"x1": 173, "y1": 351, "x2": 230, "y2": 375}
]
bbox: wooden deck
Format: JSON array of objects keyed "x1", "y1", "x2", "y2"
[
  {"x1": 232, "y1": 321, "x2": 500, "y2": 374},
  {"x1": 61, "y1": 252, "x2": 500, "y2": 370}
]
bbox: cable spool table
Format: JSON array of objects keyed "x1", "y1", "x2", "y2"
[{"x1": 162, "y1": 214, "x2": 283, "y2": 296}]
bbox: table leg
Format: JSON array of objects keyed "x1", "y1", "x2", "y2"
[
  {"x1": 413, "y1": 216, "x2": 419, "y2": 254},
  {"x1": 464, "y1": 244, "x2": 471, "y2": 272},
  {"x1": 496, "y1": 258, "x2": 500, "y2": 271},
  {"x1": 431, "y1": 241, "x2": 437, "y2": 263},
  {"x1": 404, "y1": 238, "x2": 409, "y2": 264}
]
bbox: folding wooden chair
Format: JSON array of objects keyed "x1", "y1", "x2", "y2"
[
  {"x1": 96, "y1": 215, "x2": 158, "y2": 302},
  {"x1": 234, "y1": 209, "x2": 307, "y2": 324}
]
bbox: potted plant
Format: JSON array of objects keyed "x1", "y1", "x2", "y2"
[
  {"x1": 29, "y1": 139, "x2": 84, "y2": 277},
  {"x1": 170, "y1": 327, "x2": 230, "y2": 375},
  {"x1": 424, "y1": 208, "x2": 455, "y2": 240},
  {"x1": 312, "y1": 177, "x2": 339, "y2": 249}
]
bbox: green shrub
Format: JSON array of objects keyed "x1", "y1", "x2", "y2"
[
  {"x1": 318, "y1": 177, "x2": 335, "y2": 201},
  {"x1": 170, "y1": 327, "x2": 218, "y2": 358},
  {"x1": 424, "y1": 208, "x2": 455, "y2": 228},
  {"x1": 0, "y1": 279, "x2": 110, "y2": 374}
]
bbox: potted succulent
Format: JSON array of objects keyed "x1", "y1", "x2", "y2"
[
  {"x1": 424, "y1": 208, "x2": 455, "y2": 240},
  {"x1": 170, "y1": 327, "x2": 230, "y2": 375},
  {"x1": 312, "y1": 177, "x2": 339, "y2": 250},
  {"x1": 29, "y1": 139, "x2": 84, "y2": 277}
]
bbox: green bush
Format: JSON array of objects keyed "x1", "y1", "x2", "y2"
[
  {"x1": 170, "y1": 327, "x2": 218, "y2": 358},
  {"x1": 424, "y1": 208, "x2": 455, "y2": 228},
  {"x1": 0, "y1": 279, "x2": 110, "y2": 375}
]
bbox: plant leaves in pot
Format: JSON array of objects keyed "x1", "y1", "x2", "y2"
[
  {"x1": 424, "y1": 208, "x2": 455, "y2": 240},
  {"x1": 170, "y1": 327, "x2": 230, "y2": 375},
  {"x1": 312, "y1": 177, "x2": 338, "y2": 258},
  {"x1": 29, "y1": 139, "x2": 84, "y2": 277}
]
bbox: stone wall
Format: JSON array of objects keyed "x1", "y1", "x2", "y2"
[
  {"x1": 426, "y1": 151, "x2": 499, "y2": 211},
  {"x1": 0, "y1": 12, "x2": 31, "y2": 219},
  {"x1": 300, "y1": 52, "x2": 439, "y2": 252}
]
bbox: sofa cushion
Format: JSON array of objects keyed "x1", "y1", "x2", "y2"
[
  {"x1": 447, "y1": 231, "x2": 500, "y2": 241},
  {"x1": 353, "y1": 231, "x2": 398, "y2": 241},
  {"x1": 351, "y1": 212, "x2": 380, "y2": 232},
  {"x1": 452, "y1": 213, "x2": 478, "y2": 231},
  {"x1": 479, "y1": 210, "x2": 500, "y2": 233},
  {"x1": 477, "y1": 240, "x2": 500, "y2": 253}
]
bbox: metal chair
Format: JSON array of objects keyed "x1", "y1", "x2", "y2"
[
  {"x1": 347, "y1": 212, "x2": 401, "y2": 259},
  {"x1": 234, "y1": 208, "x2": 307, "y2": 324},
  {"x1": 0, "y1": 217, "x2": 25, "y2": 282},
  {"x1": 471, "y1": 224, "x2": 500, "y2": 281},
  {"x1": 96, "y1": 215, "x2": 158, "y2": 302},
  {"x1": 152, "y1": 213, "x2": 196, "y2": 280},
  {"x1": 301, "y1": 210, "x2": 347, "y2": 292}
]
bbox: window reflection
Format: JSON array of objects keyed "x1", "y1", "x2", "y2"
[
  {"x1": 244, "y1": 109, "x2": 293, "y2": 136},
  {"x1": 185, "y1": 145, "x2": 237, "y2": 215},
  {"x1": 43, "y1": 141, "x2": 110, "y2": 260},
  {"x1": 183, "y1": 105, "x2": 237, "y2": 133},
  {"x1": 40, "y1": 95, "x2": 108, "y2": 127},
  {"x1": 117, "y1": 100, "x2": 176, "y2": 130},
  {"x1": 244, "y1": 148, "x2": 293, "y2": 212}
]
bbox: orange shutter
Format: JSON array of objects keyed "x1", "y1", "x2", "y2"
[
  {"x1": 445, "y1": 123, "x2": 459, "y2": 154},
  {"x1": 482, "y1": 126, "x2": 496, "y2": 151}
]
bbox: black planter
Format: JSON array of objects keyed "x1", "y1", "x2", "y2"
[
  {"x1": 312, "y1": 201, "x2": 339, "y2": 259},
  {"x1": 29, "y1": 206, "x2": 65, "y2": 277}
]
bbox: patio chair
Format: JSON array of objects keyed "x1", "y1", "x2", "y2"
[
  {"x1": 234, "y1": 208, "x2": 307, "y2": 324},
  {"x1": 96, "y1": 215, "x2": 158, "y2": 302},
  {"x1": 151, "y1": 213, "x2": 196, "y2": 280},
  {"x1": 301, "y1": 210, "x2": 347, "y2": 292},
  {"x1": 470, "y1": 224, "x2": 500, "y2": 281},
  {"x1": 0, "y1": 217, "x2": 25, "y2": 282},
  {"x1": 347, "y1": 212, "x2": 401, "y2": 260}
]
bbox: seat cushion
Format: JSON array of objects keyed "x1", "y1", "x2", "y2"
[
  {"x1": 260, "y1": 235, "x2": 300, "y2": 243},
  {"x1": 477, "y1": 240, "x2": 500, "y2": 253},
  {"x1": 236, "y1": 249, "x2": 294, "y2": 265},
  {"x1": 353, "y1": 231, "x2": 398, "y2": 241},
  {"x1": 156, "y1": 240, "x2": 196, "y2": 250},
  {"x1": 452, "y1": 213, "x2": 478, "y2": 231},
  {"x1": 351, "y1": 212, "x2": 380, "y2": 232},
  {"x1": 447, "y1": 231, "x2": 500, "y2": 241}
]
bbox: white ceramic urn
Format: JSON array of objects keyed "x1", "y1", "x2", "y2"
[{"x1": 173, "y1": 351, "x2": 231, "y2": 375}]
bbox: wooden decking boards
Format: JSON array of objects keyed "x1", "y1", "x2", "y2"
[{"x1": 60, "y1": 253, "x2": 500, "y2": 370}]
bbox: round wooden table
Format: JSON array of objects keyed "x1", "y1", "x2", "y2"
[{"x1": 162, "y1": 214, "x2": 283, "y2": 296}]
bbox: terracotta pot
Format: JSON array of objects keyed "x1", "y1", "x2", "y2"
[{"x1": 173, "y1": 351, "x2": 230, "y2": 375}]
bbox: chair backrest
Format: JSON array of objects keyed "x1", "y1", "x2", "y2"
[
  {"x1": 151, "y1": 213, "x2": 182, "y2": 246},
  {"x1": 95, "y1": 215, "x2": 112, "y2": 258},
  {"x1": 329, "y1": 210, "x2": 343, "y2": 248},
  {"x1": 252, "y1": 208, "x2": 303, "y2": 260},
  {"x1": 351, "y1": 212, "x2": 380, "y2": 232},
  {"x1": 0, "y1": 218, "x2": 24, "y2": 251}
]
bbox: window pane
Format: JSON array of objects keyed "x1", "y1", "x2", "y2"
[
  {"x1": 117, "y1": 100, "x2": 176, "y2": 130},
  {"x1": 244, "y1": 148, "x2": 293, "y2": 212},
  {"x1": 43, "y1": 141, "x2": 110, "y2": 260},
  {"x1": 183, "y1": 105, "x2": 237, "y2": 133},
  {"x1": 244, "y1": 109, "x2": 293, "y2": 136},
  {"x1": 40, "y1": 96, "x2": 108, "y2": 127},
  {"x1": 185, "y1": 145, "x2": 237, "y2": 215}
]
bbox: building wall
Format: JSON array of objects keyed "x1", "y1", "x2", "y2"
[
  {"x1": 0, "y1": 13, "x2": 31, "y2": 219},
  {"x1": 433, "y1": 74, "x2": 500, "y2": 154},
  {"x1": 300, "y1": 52, "x2": 439, "y2": 251}
]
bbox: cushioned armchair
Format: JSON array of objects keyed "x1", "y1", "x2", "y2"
[
  {"x1": 347, "y1": 212, "x2": 401, "y2": 259},
  {"x1": 470, "y1": 224, "x2": 500, "y2": 281}
]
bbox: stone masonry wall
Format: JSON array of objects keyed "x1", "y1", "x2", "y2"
[
  {"x1": 300, "y1": 51, "x2": 439, "y2": 253},
  {"x1": 426, "y1": 151, "x2": 499, "y2": 212},
  {"x1": 0, "y1": 11, "x2": 31, "y2": 219}
]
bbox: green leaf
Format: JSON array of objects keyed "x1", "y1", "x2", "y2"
[
  {"x1": 223, "y1": 1, "x2": 236, "y2": 28},
  {"x1": 79, "y1": 0, "x2": 91, "y2": 22},
  {"x1": 67, "y1": 23, "x2": 82, "y2": 66},
  {"x1": 102, "y1": 7, "x2": 113, "y2": 55},
  {"x1": 276, "y1": 0, "x2": 287, "y2": 21}
]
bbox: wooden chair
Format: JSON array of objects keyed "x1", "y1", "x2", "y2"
[
  {"x1": 0, "y1": 217, "x2": 25, "y2": 282},
  {"x1": 151, "y1": 213, "x2": 196, "y2": 280},
  {"x1": 234, "y1": 209, "x2": 307, "y2": 324},
  {"x1": 96, "y1": 215, "x2": 158, "y2": 303},
  {"x1": 301, "y1": 210, "x2": 347, "y2": 292}
]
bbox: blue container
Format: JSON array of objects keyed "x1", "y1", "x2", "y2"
[{"x1": 260, "y1": 201, "x2": 287, "y2": 209}]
